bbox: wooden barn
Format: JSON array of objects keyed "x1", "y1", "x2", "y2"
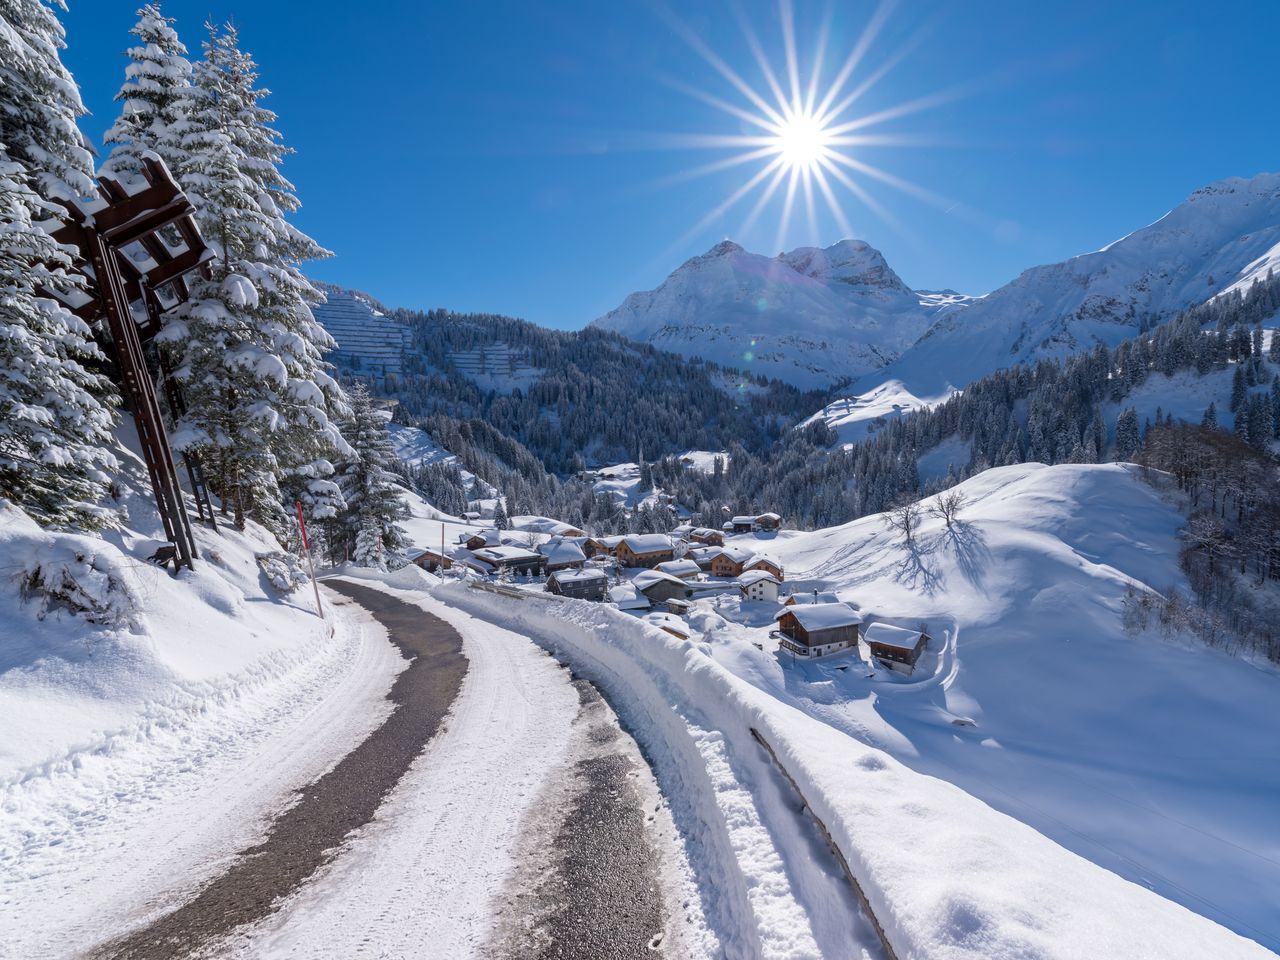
[
  {"x1": 546, "y1": 568, "x2": 608, "y2": 602},
  {"x1": 461, "y1": 529, "x2": 503, "y2": 551},
  {"x1": 775, "y1": 603, "x2": 863, "y2": 658},
  {"x1": 615, "y1": 534, "x2": 675, "y2": 569},
  {"x1": 864, "y1": 622, "x2": 928, "y2": 674},
  {"x1": 409, "y1": 547, "x2": 454, "y2": 574}
]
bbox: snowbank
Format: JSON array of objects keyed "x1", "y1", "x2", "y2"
[{"x1": 437, "y1": 505, "x2": 1273, "y2": 959}]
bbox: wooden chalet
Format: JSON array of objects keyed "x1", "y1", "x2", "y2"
[
  {"x1": 775, "y1": 603, "x2": 863, "y2": 658},
  {"x1": 461, "y1": 529, "x2": 503, "y2": 551},
  {"x1": 688, "y1": 527, "x2": 725, "y2": 547},
  {"x1": 537, "y1": 537, "x2": 587, "y2": 572},
  {"x1": 547, "y1": 567, "x2": 608, "y2": 602},
  {"x1": 724, "y1": 513, "x2": 782, "y2": 534},
  {"x1": 655, "y1": 558, "x2": 701, "y2": 580},
  {"x1": 743, "y1": 555, "x2": 784, "y2": 581},
  {"x1": 633, "y1": 569, "x2": 691, "y2": 605},
  {"x1": 410, "y1": 547, "x2": 454, "y2": 574},
  {"x1": 709, "y1": 546, "x2": 753, "y2": 578},
  {"x1": 864, "y1": 622, "x2": 928, "y2": 674},
  {"x1": 615, "y1": 534, "x2": 675, "y2": 569},
  {"x1": 469, "y1": 545, "x2": 546, "y2": 577}
]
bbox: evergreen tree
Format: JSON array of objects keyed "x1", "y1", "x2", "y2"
[
  {"x1": 1201, "y1": 401, "x2": 1217, "y2": 429},
  {"x1": 100, "y1": 3, "x2": 191, "y2": 181},
  {"x1": 1230, "y1": 366, "x2": 1247, "y2": 413},
  {"x1": 333, "y1": 383, "x2": 407, "y2": 565},
  {"x1": 0, "y1": 2, "x2": 120, "y2": 526},
  {"x1": 158, "y1": 21, "x2": 348, "y2": 531},
  {"x1": 1114, "y1": 408, "x2": 1141, "y2": 460},
  {"x1": 492, "y1": 498, "x2": 509, "y2": 530}
]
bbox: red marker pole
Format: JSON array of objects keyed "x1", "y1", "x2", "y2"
[{"x1": 296, "y1": 501, "x2": 324, "y2": 619}]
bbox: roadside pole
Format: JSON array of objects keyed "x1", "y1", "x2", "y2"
[{"x1": 295, "y1": 501, "x2": 324, "y2": 619}]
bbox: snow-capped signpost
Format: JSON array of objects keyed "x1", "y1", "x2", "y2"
[{"x1": 42, "y1": 154, "x2": 213, "y2": 571}]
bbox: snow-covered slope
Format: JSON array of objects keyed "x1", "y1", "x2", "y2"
[
  {"x1": 866, "y1": 171, "x2": 1280, "y2": 399},
  {"x1": 593, "y1": 239, "x2": 969, "y2": 389},
  {"x1": 711, "y1": 463, "x2": 1279, "y2": 950},
  {"x1": 312, "y1": 288, "x2": 409, "y2": 383}
]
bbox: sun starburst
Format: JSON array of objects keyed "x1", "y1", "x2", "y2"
[{"x1": 652, "y1": 0, "x2": 970, "y2": 254}]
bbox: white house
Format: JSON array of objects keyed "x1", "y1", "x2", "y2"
[{"x1": 738, "y1": 569, "x2": 780, "y2": 603}]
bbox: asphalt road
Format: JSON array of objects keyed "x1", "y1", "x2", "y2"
[{"x1": 95, "y1": 579, "x2": 467, "y2": 960}]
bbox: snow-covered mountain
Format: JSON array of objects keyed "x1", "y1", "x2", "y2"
[
  {"x1": 592, "y1": 239, "x2": 971, "y2": 389},
  {"x1": 872, "y1": 171, "x2": 1280, "y2": 399},
  {"x1": 597, "y1": 172, "x2": 1280, "y2": 396}
]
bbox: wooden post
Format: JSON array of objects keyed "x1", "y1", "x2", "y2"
[{"x1": 296, "y1": 501, "x2": 324, "y2": 618}]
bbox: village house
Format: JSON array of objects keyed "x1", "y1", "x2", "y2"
[
  {"x1": 775, "y1": 603, "x2": 864, "y2": 659},
  {"x1": 514, "y1": 517, "x2": 587, "y2": 538},
  {"x1": 615, "y1": 534, "x2": 676, "y2": 569},
  {"x1": 462, "y1": 510, "x2": 482, "y2": 523},
  {"x1": 688, "y1": 527, "x2": 725, "y2": 547},
  {"x1": 537, "y1": 537, "x2": 587, "y2": 572},
  {"x1": 585, "y1": 534, "x2": 627, "y2": 558},
  {"x1": 723, "y1": 513, "x2": 783, "y2": 534},
  {"x1": 754, "y1": 512, "x2": 782, "y2": 531},
  {"x1": 685, "y1": 545, "x2": 720, "y2": 572},
  {"x1": 742, "y1": 554, "x2": 784, "y2": 581},
  {"x1": 655, "y1": 558, "x2": 701, "y2": 580},
  {"x1": 469, "y1": 545, "x2": 546, "y2": 577},
  {"x1": 738, "y1": 569, "x2": 780, "y2": 603},
  {"x1": 632, "y1": 569, "x2": 692, "y2": 606},
  {"x1": 460, "y1": 529, "x2": 503, "y2": 551},
  {"x1": 709, "y1": 546, "x2": 754, "y2": 578},
  {"x1": 864, "y1": 622, "x2": 928, "y2": 674},
  {"x1": 546, "y1": 567, "x2": 608, "y2": 602},
  {"x1": 409, "y1": 547, "x2": 455, "y2": 574}
]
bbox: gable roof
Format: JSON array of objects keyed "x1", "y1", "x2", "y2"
[
  {"x1": 745, "y1": 554, "x2": 781, "y2": 570},
  {"x1": 549, "y1": 567, "x2": 607, "y2": 585},
  {"x1": 620, "y1": 533, "x2": 673, "y2": 554},
  {"x1": 538, "y1": 538, "x2": 587, "y2": 565},
  {"x1": 739, "y1": 569, "x2": 780, "y2": 587},
  {"x1": 633, "y1": 569, "x2": 689, "y2": 593},
  {"x1": 776, "y1": 602, "x2": 863, "y2": 631},
  {"x1": 460, "y1": 528, "x2": 502, "y2": 547},
  {"x1": 471, "y1": 545, "x2": 543, "y2": 564},
  {"x1": 711, "y1": 546, "x2": 754, "y2": 564},
  {"x1": 656, "y1": 558, "x2": 701, "y2": 576},
  {"x1": 644, "y1": 612, "x2": 690, "y2": 638},
  {"x1": 785, "y1": 590, "x2": 841, "y2": 606},
  {"x1": 864, "y1": 622, "x2": 923, "y2": 650},
  {"x1": 608, "y1": 584, "x2": 650, "y2": 610}
]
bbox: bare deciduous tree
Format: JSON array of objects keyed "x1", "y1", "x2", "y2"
[
  {"x1": 884, "y1": 498, "x2": 922, "y2": 546},
  {"x1": 930, "y1": 490, "x2": 968, "y2": 529}
]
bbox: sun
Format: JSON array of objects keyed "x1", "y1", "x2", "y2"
[{"x1": 773, "y1": 110, "x2": 831, "y2": 172}]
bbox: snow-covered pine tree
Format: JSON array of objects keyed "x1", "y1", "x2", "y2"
[
  {"x1": 492, "y1": 499, "x2": 509, "y2": 530},
  {"x1": 1201, "y1": 401, "x2": 1218, "y2": 428},
  {"x1": 333, "y1": 383, "x2": 408, "y2": 567},
  {"x1": 0, "y1": 1, "x2": 120, "y2": 527},
  {"x1": 100, "y1": 3, "x2": 191, "y2": 181},
  {"x1": 1114, "y1": 407, "x2": 1140, "y2": 460},
  {"x1": 159, "y1": 21, "x2": 348, "y2": 532}
]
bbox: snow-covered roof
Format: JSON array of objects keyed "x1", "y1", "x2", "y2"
[
  {"x1": 620, "y1": 533, "x2": 673, "y2": 554},
  {"x1": 776, "y1": 602, "x2": 862, "y2": 631},
  {"x1": 471, "y1": 545, "x2": 542, "y2": 564},
  {"x1": 729, "y1": 515, "x2": 756, "y2": 524},
  {"x1": 644, "y1": 612, "x2": 690, "y2": 638},
  {"x1": 512, "y1": 516, "x2": 585, "y2": 536},
  {"x1": 864, "y1": 622, "x2": 923, "y2": 650},
  {"x1": 538, "y1": 539, "x2": 586, "y2": 565},
  {"x1": 745, "y1": 554, "x2": 781, "y2": 570},
  {"x1": 596, "y1": 534, "x2": 627, "y2": 547},
  {"x1": 549, "y1": 567, "x2": 607, "y2": 584},
  {"x1": 690, "y1": 527, "x2": 722, "y2": 539},
  {"x1": 460, "y1": 529, "x2": 502, "y2": 547},
  {"x1": 785, "y1": 591, "x2": 841, "y2": 606},
  {"x1": 711, "y1": 546, "x2": 754, "y2": 564},
  {"x1": 608, "y1": 584, "x2": 650, "y2": 610},
  {"x1": 739, "y1": 569, "x2": 780, "y2": 587},
  {"x1": 756, "y1": 512, "x2": 781, "y2": 522},
  {"x1": 656, "y1": 559, "x2": 701, "y2": 577},
  {"x1": 633, "y1": 569, "x2": 689, "y2": 593}
]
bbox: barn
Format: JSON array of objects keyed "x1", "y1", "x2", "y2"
[
  {"x1": 775, "y1": 603, "x2": 863, "y2": 658},
  {"x1": 409, "y1": 547, "x2": 454, "y2": 574}
]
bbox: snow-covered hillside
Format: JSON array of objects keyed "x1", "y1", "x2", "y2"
[
  {"x1": 311, "y1": 289, "x2": 410, "y2": 384},
  {"x1": 440, "y1": 464, "x2": 1278, "y2": 959},
  {"x1": 593, "y1": 239, "x2": 970, "y2": 389},
  {"x1": 717, "y1": 463, "x2": 1278, "y2": 950},
  {"x1": 865, "y1": 171, "x2": 1280, "y2": 400}
]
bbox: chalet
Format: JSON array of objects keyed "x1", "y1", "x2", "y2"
[
  {"x1": 615, "y1": 534, "x2": 675, "y2": 569},
  {"x1": 655, "y1": 558, "x2": 701, "y2": 581},
  {"x1": 784, "y1": 590, "x2": 842, "y2": 607},
  {"x1": 709, "y1": 546, "x2": 754, "y2": 578},
  {"x1": 608, "y1": 583, "x2": 651, "y2": 611},
  {"x1": 633, "y1": 569, "x2": 692, "y2": 605},
  {"x1": 546, "y1": 567, "x2": 608, "y2": 602},
  {"x1": 686, "y1": 546, "x2": 720, "y2": 572},
  {"x1": 738, "y1": 570, "x2": 780, "y2": 603},
  {"x1": 688, "y1": 527, "x2": 725, "y2": 547},
  {"x1": 586, "y1": 534, "x2": 627, "y2": 558},
  {"x1": 742, "y1": 555, "x2": 784, "y2": 581},
  {"x1": 462, "y1": 511, "x2": 482, "y2": 522},
  {"x1": 469, "y1": 545, "x2": 546, "y2": 577},
  {"x1": 409, "y1": 547, "x2": 454, "y2": 574},
  {"x1": 754, "y1": 512, "x2": 782, "y2": 531},
  {"x1": 724, "y1": 513, "x2": 782, "y2": 534},
  {"x1": 514, "y1": 516, "x2": 587, "y2": 538},
  {"x1": 537, "y1": 537, "x2": 587, "y2": 572},
  {"x1": 460, "y1": 529, "x2": 503, "y2": 551},
  {"x1": 775, "y1": 603, "x2": 863, "y2": 658},
  {"x1": 645, "y1": 612, "x2": 690, "y2": 640},
  {"x1": 864, "y1": 622, "x2": 928, "y2": 674},
  {"x1": 671, "y1": 523, "x2": 695, "y2": 540}
]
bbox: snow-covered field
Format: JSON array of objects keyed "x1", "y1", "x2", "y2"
[{"x1": 803, "y1": 379, "x2": 946, "y2": 445}]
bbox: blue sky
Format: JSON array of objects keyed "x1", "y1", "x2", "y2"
[{"x1": 62, "y1": 1, "x2": 1279, "y2": 329}]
